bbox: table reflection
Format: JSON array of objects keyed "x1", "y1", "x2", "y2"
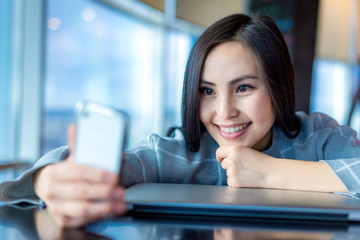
[{"x1": 0, "y1": 205, "x2": 359, "y2": 240}]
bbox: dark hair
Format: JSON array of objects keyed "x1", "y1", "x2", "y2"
[{"x1": 182, "y1": 13, "x2": 300, "y2": 152}]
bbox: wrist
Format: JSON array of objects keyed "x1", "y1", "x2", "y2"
[
  {"x1": 32, "y1": 166, "x2": 47, "y2": 196},
  {"x1": 263, "y1": 157, "x2": 284, "y2": 189},
  {"x1": 263, "y1": 159, "x2": 348, "y2": 193}
]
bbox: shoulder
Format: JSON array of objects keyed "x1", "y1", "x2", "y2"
[
  {"x1": 145, "y1": 128, "x2": 187, "y2": 149},
  {"x1": 296, "y1": 111, "x2": 359, "y2": 141},
  {"x1": 269, "y1": 112, "x2": 360, "y2": 159},
  {"x1": 126, "y1": 128, "x2": 188, "y2": 155},
  {"x1": 296, "y1": 111, "x2": 338, "y2": 129}
]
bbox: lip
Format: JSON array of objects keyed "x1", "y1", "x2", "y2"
[
  {"x1": 217, "y1": 123, "x2": 249, "y2": 128},
  {"x1": 216, "y1": 122, "x2": 251, "y2": 140}
]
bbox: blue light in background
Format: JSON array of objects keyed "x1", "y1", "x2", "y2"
[{"x1": 42, "y1": 0, "x2": 195, "y2": 154}]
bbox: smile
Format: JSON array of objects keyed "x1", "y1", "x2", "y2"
[
  {"x1": 219, "y1": 122, "x2": 251, "y2": 133},
  {"x1": 216, "y1": 122, "x2": 251, "y2": 140}
]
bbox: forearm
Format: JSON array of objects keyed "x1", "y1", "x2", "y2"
[{"x1": 267, "y1": 158, "x2": 348, "y2": 193}]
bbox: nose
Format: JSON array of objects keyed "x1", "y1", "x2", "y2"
[{"x1": 216, "y1": 94, "x2": 239, "y2": 119}]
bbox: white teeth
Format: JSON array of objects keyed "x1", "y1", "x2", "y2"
[{"x1": 220, "y1": 123, "x2": 250, "y2": 134}]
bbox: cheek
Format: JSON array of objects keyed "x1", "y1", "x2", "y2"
[
  {"x1": 251, "y1": 94, "x2": 275, "y2": 123},
  {"x1": 199, "y1": 99, "x2": 212, "y2": 124}
]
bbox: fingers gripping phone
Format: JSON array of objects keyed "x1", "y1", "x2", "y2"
[{"x1": 74, "y1": 101, "x2": 129, "y2": 174}]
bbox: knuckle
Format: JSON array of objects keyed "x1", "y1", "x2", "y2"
[
  {"x1": 97, "y1": 171, "x2": 108, "y2": 182},
  {"x1": 221, "y1": 161, "x2": 226, "y2": 169},
  {"x1": 82, "y1": 166, "x2": 107, "y2": 183},
  {"x1": 226, "y1": 168, "x2": 232, "y2": 177},
  {"x1": 76, "y1": 203, "x2": 90, "y2": 218},
  {"x1": 77, "y1": 186, "x2": 90, "y2": 198},
  {"x1": 222, "y1": 159, "x2": 232, "y2": 169},
  {"x1": 104, "y1": 202, "x2": 114, "y2": 214},
  {"x1": 47, "y1": 204, "x2": 60, "y2": 216},
  {"x1": 42, "y1": 183, "x2": 54, "y2": 200},
  {"x1": 42, "y1": 192, "x2": 53, "y2": 201},
  {"x1": 54, "y1": 216, "x2": 68, "y2": 228},
  {"x1": 103, "y1": 186, "x2": 114, "y2": 198},
  {"x1": 227, "y1": 178, "x2": 233, "y2": 187},
  {"x1": 215, "y1": 148, "x2": 221, "y2": 156},
  {"x1": 73, "y1": 165, "x2": 86, "y2": 176}
]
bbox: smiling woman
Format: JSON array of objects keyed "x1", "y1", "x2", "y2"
[
  {"x1": 182, "y1": 14, "x2": 300, "y2": 153},
  {"x1": 199, "y1": 41, "x2": 275, "y2": 151},
  {"x1": 1, "y1": 13, "x2": 360, "y2": 228}
]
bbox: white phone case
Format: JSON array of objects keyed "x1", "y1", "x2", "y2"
[{"x1": 74, "y1": 101, "x2": 129, "y2": 174}]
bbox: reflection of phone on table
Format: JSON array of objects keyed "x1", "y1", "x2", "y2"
[{"x1": 74, "y1": 101, "x2": 129, "y2": 174}]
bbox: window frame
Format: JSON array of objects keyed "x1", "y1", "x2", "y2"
[{"x1": 0, "y1": 0, "x2": 44, "y2": 162}]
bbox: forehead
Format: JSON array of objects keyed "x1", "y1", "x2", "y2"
[{"x1": 201, "y1": 41, "x2": 260, "y2": 81}]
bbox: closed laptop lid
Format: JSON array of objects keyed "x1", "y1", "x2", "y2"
[{"x1": 125, "y1": 183, "x2": 360, "y2": 222}]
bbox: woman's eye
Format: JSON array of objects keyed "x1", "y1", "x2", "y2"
[
  {"x1": 236, "y1": 85, "x2": 252, "y2": 93},
  {"x1": 200, "y1": 87, "x2": 215, "y2": 96}
]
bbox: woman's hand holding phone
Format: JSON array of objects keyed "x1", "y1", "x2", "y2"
[{"x1": 33, "y1": 124, "x2": 127, "y2": 228}]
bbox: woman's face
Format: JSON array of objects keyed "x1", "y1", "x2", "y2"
[{"x1": 199, "y1": 41, "x2": 276, "y2": 151}]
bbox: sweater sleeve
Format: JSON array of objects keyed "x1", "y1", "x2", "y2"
[
  {"x1": 312, "y1": 114, "x2": 360, "y2": 195},
  {"x1": 322, "y1": 158, "x2": 360, "y2": 196},
  {"x1": 120, "y1": 131, "x2": 224, "y2": 187},
  {"x1": 0, "y1": 146, "x2": 69, "y2": 205}
]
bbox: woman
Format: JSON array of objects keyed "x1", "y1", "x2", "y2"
[{"x1": 1, "y1": 13, "x2": 359, "y2": 228}]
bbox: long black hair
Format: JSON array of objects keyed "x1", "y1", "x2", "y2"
[{"x1": 182, "y1": 14, "x2": 300, "y2": 152}]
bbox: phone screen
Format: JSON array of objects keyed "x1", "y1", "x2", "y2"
[{"x1": 74, "y1": 101, "x2": 129, "y2": 174}]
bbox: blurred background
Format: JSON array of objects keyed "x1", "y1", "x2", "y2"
[{"x1": 0, "y1": 0, "x2": 360, "y2": 172}]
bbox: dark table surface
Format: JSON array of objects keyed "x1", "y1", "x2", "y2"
[{"x1": 1, "y1": 204, "x2": 359, "y2": 240}]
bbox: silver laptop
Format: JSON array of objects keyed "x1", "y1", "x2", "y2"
[{"x1": 125, "y1": 183, "x2": 360, "y2": 222}]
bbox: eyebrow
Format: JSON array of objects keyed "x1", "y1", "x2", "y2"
[{"x1": 200, "y1": 75, "x2": 258, "y2": 86}]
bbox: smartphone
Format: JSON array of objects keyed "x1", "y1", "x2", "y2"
[{"x1": 74, "y1": 101, "x2": 129, "y2": 174}]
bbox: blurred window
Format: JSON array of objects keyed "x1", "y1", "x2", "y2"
[
  {"x1": 0, "y1": 1, "x2": 15, "y2": 160},
  {"x1": 43, "y1": 0, "x2": 197, "y2": 154},
  {"x1": 0, "y1": 1, "x2": 20, "y2": 162},
  {"x1": 310, "y1": 59, "x2": 356, "y2": 129}
]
